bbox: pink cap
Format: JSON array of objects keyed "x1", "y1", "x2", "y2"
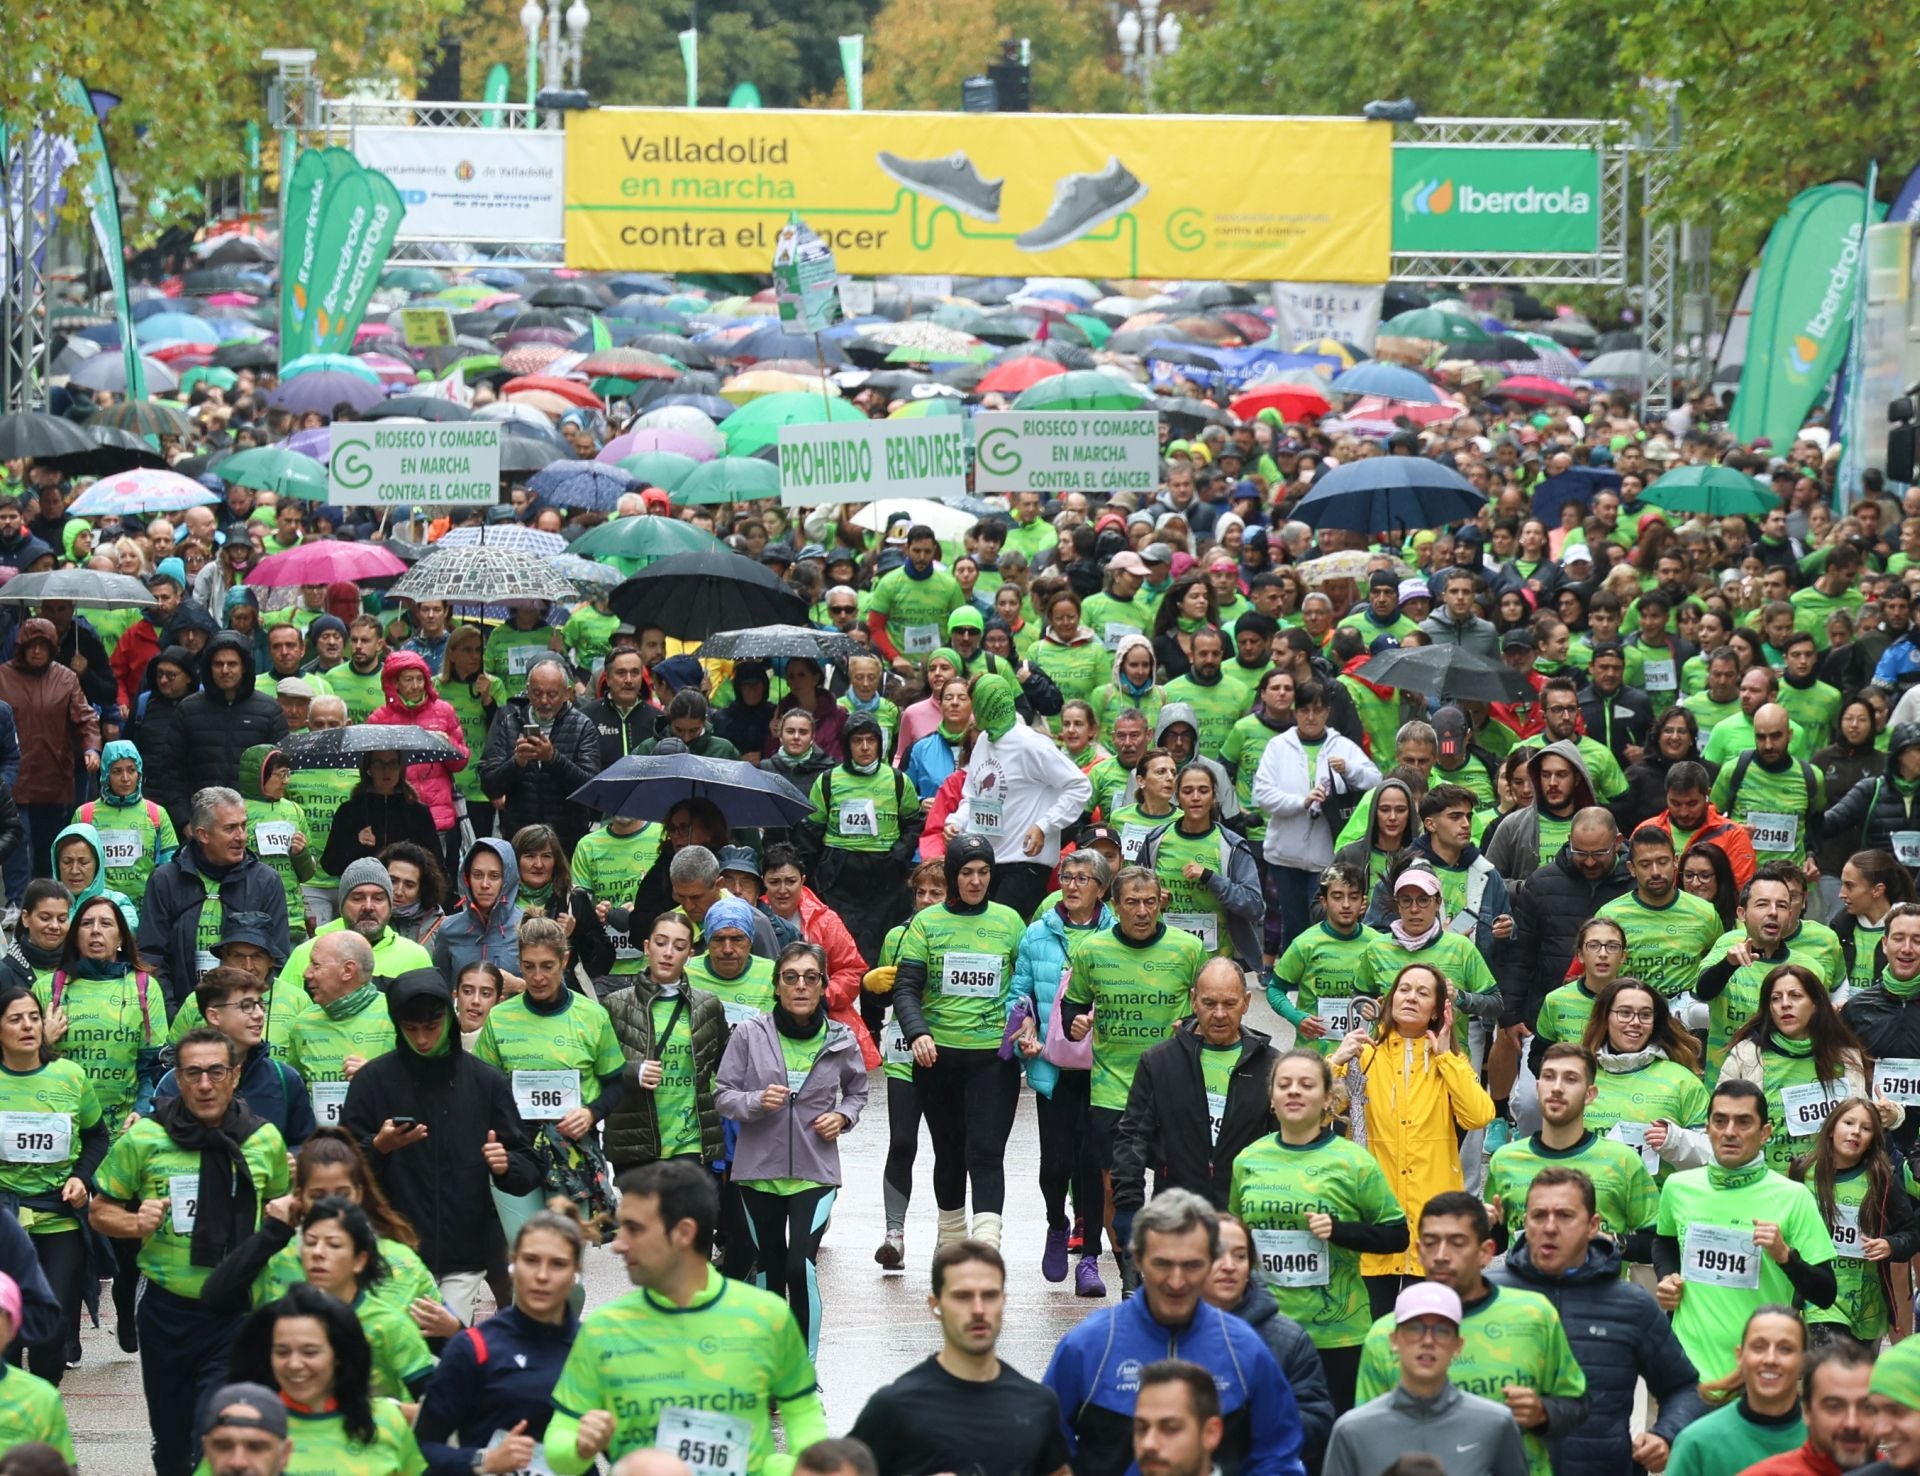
[
  {"x1": 1394, "y1": 1281, "x2": 1462, "y2": 1326},
  {"x1": 1107, "y1": 551, "x2": 1150, "y2": 577},
  {"x1": 0, "y1": 1271, "x2": 23, "y2": 1338},
  {"x1": 1393, "y1": 868, "x2": 1441, "y2": 898}
]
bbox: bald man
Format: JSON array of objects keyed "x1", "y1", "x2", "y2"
[
  {"x1": 1510, "y1": 807, "x2": 1632, "y2": 1072},
  {"x1": 1710, "y1": 700, "x2": 1824, "y2": 870}
]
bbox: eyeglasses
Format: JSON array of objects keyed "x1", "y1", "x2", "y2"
[
  {"x1": 179, "y1": 1065, "x2": 234, "y2": 1083},
  {"x1": 1609, "y1": 1007, "x2": 1656, "y2": 1024},
  {"x1": 1584, "y1": 940, "x2": 1624, "y2": 954},
  {"x1": 828, "y1": 605, "x2": 856, "y2": 615},
  {"x1": 779, "y1": 971, "x2": 826, "y2": 987},
  {"x1": 1398, "y1": 1320, "x2": 1457, "y2": 1344},
  {"x1": 1570, "y1": 847, "x2": 1616, "y2": 861},
  {"x1": 216, "y1": 999, "x2": 267, "y2": 1015}
]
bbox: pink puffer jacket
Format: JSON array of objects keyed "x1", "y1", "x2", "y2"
[{"x1": 366, "y1": 650, "x2": 469, "y2": 829}]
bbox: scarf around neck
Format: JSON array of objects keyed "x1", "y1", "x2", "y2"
[
  {"x1": 154, "y1": 1093, "x2": 263, "y2": 1267},
  {"x1": 322, "y1": 980, "x2": 381, "y2": 1021}
]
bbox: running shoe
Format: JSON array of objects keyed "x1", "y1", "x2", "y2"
[
  {"x1": 875, "y1": 152, "x2": 1004, "y2": 222},
  {"x1": 1118, "y1": 1249, "x2": 1142, "y2": 1300},
  {"x1": 1043, "y1": 1227, "x2": 1070, "y2": 1283},
  {"x1": 1483, "y1": 1117, "x2": 1513, "y2": 1154},
  {"x1": 1015, "y1": 160, "x2": 1148, "y2": 253},
  {"x1": 1067, "y1": 1217, "x2": 1085, "y2": 1254},
  {"x1": 1075, "y1": 1256, "x2": 1107, "y2": 1298},
  {"x1": 874, "y1": 1230, "x2": 905, "y2": 1270}
]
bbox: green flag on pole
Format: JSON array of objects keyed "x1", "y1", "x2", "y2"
[
  {"x1": 839, "y1": 36, "x2": 864, "y2": 111},
  {"x1": 58, "y1": 78, "x2": 144, "y2": 402},
  {"x1": 679, "y1": 28, "x2": 698, "y2": 107},
  {"x1": 482, "y1": 64, "x2": 511, "y2": 127}
]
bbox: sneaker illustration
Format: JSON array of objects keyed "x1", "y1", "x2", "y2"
[
  {"x1": 876, "y1": 152, "x2": 1004, "y2": 222},
  {"x1": 1015, "y1": 159, "x2": 1148, "y2": 253}
]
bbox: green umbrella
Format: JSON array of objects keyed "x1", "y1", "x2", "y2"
[
  {"x1": 217, "y1": 446, "x2": 330, "y2": 502},
  {"x1": 1380, "y1": 309, "x2": 1490, "y2": 345},
  {"x1": 94, "y1": 399, "x2": 195, "y2": 438},
  {"x1": 179, "y1": 366, "x2": 239, "y2": 396},
  {"x1": 614, "y1": 451, "x2": 700, "y2": 491},
  {"x1": 721, "y1": 391, "x2": 866, "y2": 457},
  {"x1": 889, "y1": 397, "x2": 966, "y2": 419},
  {"x1": 1011, "y1": 370, "x2": 1151, "y2": 412},
  {"x1": 381, "y1": 267, "x2": 447, "y2": 294},
  {"x1": 674, "y1": 456, "x2": 782, "y2": 505},
  {"x1": 571, "y1": 513, "x2": 721, "y2": 567},
  {"x1": 1067, "y1": 313, "x2": 1112, "y2": 348},
  {"x1": 440, "y1": 355, "x2": 502, "y2": 380},
  {"x1": 434, "y1": 285, "x2": 499, "y2": 305},
  {"x1": 884, "y1": 341, "x2": 993, "y2": 366},
  {"x1": 1640, "y1": 465, "x2": 1775, "y2": 517}
]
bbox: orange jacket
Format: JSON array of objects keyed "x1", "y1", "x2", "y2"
[{"x1": 1647, "y1": 802, "x2": 1756, "y2": 888}]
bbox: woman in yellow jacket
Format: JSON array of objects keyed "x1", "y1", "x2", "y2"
[{"x1": 1328, "y1": 959, "x2": 1495, "y2": 1317}]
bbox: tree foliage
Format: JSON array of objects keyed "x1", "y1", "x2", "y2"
[{"x1": 863, "y1": 0, "x2": 1127, "y2": 114}]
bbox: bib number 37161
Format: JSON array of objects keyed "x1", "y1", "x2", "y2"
[{"x1": 655, "y1": 1407, "x2": 750, "y2": 1476}]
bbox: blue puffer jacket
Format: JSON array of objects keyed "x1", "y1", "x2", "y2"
[
  {"x1": 1009, "y1": 899, "x2": 1112, "y2": 1096},
  {"x1": 1491, "y1": 1234, "x2": 1707, "y2": 1476},
  {"x1": 1043, "y1": 1293, "x2": 1306, "y2": 1476}
]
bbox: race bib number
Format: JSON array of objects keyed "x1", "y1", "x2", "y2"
[
  {"x1": 253, "y1": 822, "x2": 296, "y2": 857},
  {"x1": 720, "y1": 998, "x2": 765, "y2": 1029},
  {"x1": 98, "y1": 829, "x2": 140, "y2": 868},
  {"x1": 1747, "y1": 811, "x2": 1799, "y2": 853},
  {"x1": 486, "y1": 1429, "x2": 557, "y2": 1476},
  {"x1": 1607, "y1": 1118, "x2": 1661, "y2": 1174},
  {"x1": 837, "y1": 799, "x2": 878, "y2": 838},
  {"x1": 195, "y1": 949, "x2": 220, "y2": 978},
  {"x1": 310, "y1": 1081, "x2": 350, "y2": 1127},
  {"x1": 0, "y1": 1112, "x2": 70, "y2": 1165},
  {"x1": 169, "y1": 1173, "x2": 200, "y2": 1235},
  {"x1": 881, "y1": 1023, "x2": 915, "y2": 1067},
  {"x1": 972, "y1": 799, "x2": 1004, "y2": 837},
  {"x1": 1642, "y1": 659, "x2": 1677, "y2": 693},
  {"x1": 901, "y1": 623, "x2": 940, "y2": 655},
  {"x1": 1167, "y1": 912, "x2": 1220, "y2": 953},
  {"x1": 1205, "y1": 1090, "x2": 1226, "y2": 1144},
  {"x1": 513, "y1": 1069, "x2": 582, "y2": 1120},
  {"x1": 1778, "y1": 1080, "x2": 1842, "y2": 1138},
  {"x1": 1874, "y1": 1057, "x2": 1920, "y2": 1106},
  {"x1": 940, "y1": 951, "x2": 1004, "y2": 998},
  {"x1": 1683, "y1": 1223, "x2": 1760, "y2": 1288},
  {"x1": 1316, "y1": 997, "x2": 1356, "y2": 1035},
  {"x1": 1252, "y1": 1228, "x2": 1330, "y2": 1288},
  {"x1": 1895, "y1": 833, "x2": 1920, "y2": 868},
  {"x1": 1103, "y1": 622, "x2": 1135, "y2": 650},
  {"x1": 608, "y1": 930, "x2": 641, "y2": 962},
  {"x1": 786, "y1": 1067, "x2": 812, "y2": 1095},
  {"x1": 1831, "y1": 1204, "x2": 1864, "y2": 1259},
  {"x1": 656, "y1": 1407, "x2": 750, "y2": 1476},
  {"x1": 1119, "y1": 823, "x2": 1151, "y2": 862},
  {"x1": 506, "y1": 644, "x2": 544, "y2": 676}
]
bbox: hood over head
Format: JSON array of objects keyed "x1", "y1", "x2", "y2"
[
  {"x1": 99, "y1": 738, "x2": 146, "y2": 806},
  {"x1": 13, "y1": 618, "x2": 55, "y2": 665},
  {"x1": 235, "y1": 743, "x2": 290, "y2": 804},
  {"x1": 386, "y1": 967, "x2": 459, "y2": 1061},
  {"x1": 969, "y1": 673, "x2": 1018, "y2": 740},
  {"x1": 50, "y1": 821, "x2": 109, "y2": 910},
  {"x1": 458, "y1": 835, "x2": 521, "y2": 915},
  {"x1": 164, "y1": 601, "x2": 221, "y2": 644},
  {"x1": 1891, "y1": 722, "x2": 1920, "y2": 772},
  {"x1": 1153, "y1": 700, "x2": 1200, "y2": 746},
  {"x1": 380, "y1": 649, "x2": 440, "y2": 709},
  {"x1": 1368, "y1": 776, "x2": 1421, "y2": 850},
  {"x1": 842, "y1": 709, "x2": 884, "y2": 751},
  {"x1": 1110, "y1": 632, "x2": 1156, "y2": 689},
  {"x1": 1523, "y1": 738, "x2": 1598, "y2": 815},
  {"x1": 199, "y1": 629, "x2": 261, "y2": 703},
  {"x1": 144, "y1": 644, "x2": 199, "y2": 699},
  {"x1": 944, "y1": 834, "x2": 996, "y2": 903}
]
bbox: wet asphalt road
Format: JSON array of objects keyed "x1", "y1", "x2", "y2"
[{"x1": 68, "y1": 993, "x2": 1295, "y2": 1473}]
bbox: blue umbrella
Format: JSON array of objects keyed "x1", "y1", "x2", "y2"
[
  {"x1": 571, "y1": 751, "x2": 812, "y2": 828},
  {"x1": 528, "y1": 458, "x2": 642, "y2": 511},
  {"x1": 1329, "y1": 363, "x2": 1443, "y2": 404},
  {"x1": 134, "y1": 312, "x2": 217, "y2": 344},
  {"x1": 1527, "y1": 467, "x2": 1623, "y2": 527},
  {"x1": 1291, "y1": 458, "x2": 1485, "y2": 535}
]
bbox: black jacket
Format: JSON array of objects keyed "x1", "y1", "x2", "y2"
[
  {"x1": 479, "y1": 694, "x2": 602, "y2": 852},
  {"x1": 1821, "y1": 722, "x2": 1920, "y2": 856},
  {"x1": 1845, "y1": 983, "x2": 1920, "y2": 1154},
  {"x1": 149, "y1": 631, "x2": 289, "y2": 828},
  {"x1": 0, "y1": 784, "x2": 20, "y2": 868},
  {"x1": 581, "y1": 695, "x2": 656, "y2": 773},
  {"x1": 1578, "y1": 680, "x2": 1653, "y2": 763},
  {"x1": 135, "y1": 840, "x2": 294, "y2": 1017},
  {"x1": 1111, "y1": 1021, "x2": 1279, "y2": 1213},
  {"x1": 340, "y1": 969, "x2": 541, "y2": 1275},
  {"x1": 320, "y1": 788, "x2": 443, "y2": 878},
  {"x1": 56, "y1": 616, "x2": 117, "y2": 714},
  {"x1": 1225, "y1": 1277, "x2": 1335, "y2": 1470},
  {"x1": 1492, "y1": 1236, "x2": 1705, "y2": 1476},
  {"x1": 1612, "y1": 751, "x2": 1691, "y2": 834},
  {"x1": 1506, "y1": 851, "x2": 1633, "y2": 1033}
]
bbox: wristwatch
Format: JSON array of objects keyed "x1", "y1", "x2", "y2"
[{"x1": 470, "y1": 1450, "x2": 489, "y2": 1475}]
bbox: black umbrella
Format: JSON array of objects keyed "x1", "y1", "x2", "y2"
[
  {"x1": 1448, "y1": 337, "x2": 1538, "y2": 363},
  {"x1": 571, "y1": 751, "x2": 812, "y2": 827},
  {"x1": 1152, "y1": 394, "x2": 1232, "y2": 430},
  {"x1": 609, "y1": 548, "x2": 808, "y2": 640},
  {"x1": 498, "y1": 425, "x2": 569, "y2": 475},
  {"x1": 211, "y1": 341, "x2": 277, "y2": 370},
  {"x1": 700, "y1": 624, "x2": 864, "y2": 665},
  {"x1": 530, "y1": 282, "x2": 606, "y2": 310},
  {"x1": 1354, "y1": 645, "x2": 1535, "y2": 704},
  {"x1": 42, "y1": 423, "x2": 169, "y2": 477},
  {"x1": 0, "y1": 411, "x2": 93, "y2": 461},
  {"x1": 282, "y1": 723, "x2": 462, "y2": 770},
  {"x1": 361, "y1": 397, "x2": 477, "y2": 422}
]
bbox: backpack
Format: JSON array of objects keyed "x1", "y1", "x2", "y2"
[
  {"x1": 50, "y1": 968, "x2": 155, "y2": 1040},
  {"x1": 819, "y1": 766, "x2": 907, "y2": 831},
  {"x1": 1723, "y1": 749, "x2": 1819, "y2": 832}
]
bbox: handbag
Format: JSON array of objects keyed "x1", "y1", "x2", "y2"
[{"x1": 1041, "y1": 964, "x2": 1094, "y2": 1070}]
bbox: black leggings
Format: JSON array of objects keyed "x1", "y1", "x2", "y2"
[
  {"x1": 883, "y1": 1073, "x2": 919, "y2": 1231},
  {"x1": 740, "y1": 1183, "x2": 836, "y2": 1358},
  {"x1": 915, "y1": 1049, "x2": 1021, "y2": 1215},
  {"x1": 1366, "y1": 1272, "x2": 1408, "y2": 1321},
  {"x1": 1035, "y1": 1070, "x2": 1104, "y2": 1255},
  {"x1": 15, "y1": 1228, "x2": 85, "y2": 1384},
  {"x1": 1319, "y1": 1344, "x2": 1364, "y2": 1416}
]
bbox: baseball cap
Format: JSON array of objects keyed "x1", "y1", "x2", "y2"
[
  {"x1": 1076, "y1": 823, "x2": 1121, "y2": 852},
  {"x1": 1368, "y1": 634, "x2": 1401, "y2": 657},
  {"x1": 1141, "y1": 543, "x2": 1174, "y2": 567},
  {"x1": 0, "y1": 1272, "x2": 20, "y2": 1339},
  {"x1": 1394, "y1": 1282, "x2": 1462, "y2": 1326},
  {"x1": 1502, "y1": 629, "x2": 1538, "y2": 652},
  {"x1": 200, "y1": 1383, "x2": 290, "y2": 1441},
  {"x1": 1433, "y1": 705, "x2": 1468, "y2": 760},
  {"x1": 276, "y1": 677, "x2": 316, "y2": 701},
  {"x1": 1393, "y1": 866, "x2": 1442, "y2": 898},
  {"x1": 1108, "y1": 551, "x2": 1150, "y2": 577},
  {"x1": 1561, "y1": 544, "x2": 1593, "y2": 567},
  {"x1": 1397, "y1": 579, "x2": 1432, "y2": 605},
  {"x1": 760, "y1": 546, "x2": 796, "y2": 566},
  {"x1": 1369, "y1": 570, "x2": 1400, "y2": 592}
]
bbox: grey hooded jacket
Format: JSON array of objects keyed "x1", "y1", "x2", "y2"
[{"x1": 1323, "y1": 1381, "x2": 1528, "y2": 1476}]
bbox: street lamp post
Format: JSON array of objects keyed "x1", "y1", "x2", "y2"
[
  {"x1": 1116, "y1": 5, "x2": 1179, "y2": 111},
  {"x1": 520, "y1": 0, "x2": 590, "y2": 123}
]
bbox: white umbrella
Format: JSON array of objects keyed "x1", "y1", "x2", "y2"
[
  {"x1": 848, "y1": 498, "x2": 978, "y2": 542},
  {"x1": 634, "y1": 406, "x2": 720, "y2": 436}
]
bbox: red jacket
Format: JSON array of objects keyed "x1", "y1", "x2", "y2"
[
  {"x1": 366, "y1": 651, "x2": 469, "y2": 830},
  {"x1": 1647, "y1": 802, "x2": 1756, "y2": 888},
  {"x1": 1739, "y1": 1443, "x2": 1844, "y2": 1476},
  {"x1": 792, "y1": 886, "x2": 879, "y2": 1068},
  {"x1": 110, "y1": 613, "x2": 163, "y2": 711}
]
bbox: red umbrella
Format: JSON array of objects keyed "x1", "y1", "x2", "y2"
[
  {"x1": 1214, "y1": 309, "x2": 1271, "y2": 342},
  {"x1": 579, "y1": 349, "x2": 681, "y2": 380},
  {"x1": 247, "y1": 540, "x2": 409, "y2": 588},
  {"x1": 1229, "y1": 383, "x2": 1331, "y2": 422},
  {"x1": 976, "y1": 357, "x2": 1068, "y2": 395},
  {"x1": 1346, "y1": 394, "x2": 1465, "y2": 426},
  {"x1": 1491, "y1": 375, "x2": 1581, "y2": 406},
  {"x1": 500, "y1": 374, "x2": 603, "y2": 409}
]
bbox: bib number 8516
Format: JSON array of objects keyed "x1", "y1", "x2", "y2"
[{"x1": 676, "y1": 1442, "x2": 729, "y2": 1471}]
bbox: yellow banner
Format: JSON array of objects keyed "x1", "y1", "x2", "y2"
[{"x1": 564, "y1": 109, "x2": 1392, "y2": 282}]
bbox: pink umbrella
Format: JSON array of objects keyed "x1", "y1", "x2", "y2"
[
  {"x1": 354, "y1": 323, "x2": 398, "y2": 342},
  {"x1": 356, "y1": 353, "x2": 420, "y2": 385},
  {"x1": 1346, "y1": 394, "x2": 1464, "y2": 426},
  {"x1": 598, "y1": 428, "x2": 720, "y2": 463},
  {"x1": 204, "y1": 292, "x2": 260, "y2": 307},
  {"x1": 247, "y1": 540, "x2": 409, "y2": 588}
]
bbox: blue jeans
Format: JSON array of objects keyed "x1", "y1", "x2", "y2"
[{"x1": 3, "y1": 802, "x2": 71, "y2": 908}]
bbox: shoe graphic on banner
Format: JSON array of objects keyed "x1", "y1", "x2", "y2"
[
  {"x1": 876, "y1": 152, "x2": 1004, "y2": 222},
  {"x1": 1015, "y1": 159, "x2": 1148, "y2": 253}
]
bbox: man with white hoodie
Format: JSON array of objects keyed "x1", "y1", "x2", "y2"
[{"x1": 1252, "y1": 679, "x2": 1380, "y2": 953}]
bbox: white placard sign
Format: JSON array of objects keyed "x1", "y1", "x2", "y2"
[
  {"x1": 972, "y1": 412, "x2": 1160, "y2": 495},
  {"x1": 1268, "y1": 281, "x2": 1385, "y2": 352},
  {"x1": 778, "y1": 419, "x2": 968, "y2": 505},
  {"x1": 352, "y1": 127, "x2": 566, "y2": 243},
  {"x1": 329, "y1": 423, "x2": 502, "y2": 507}
]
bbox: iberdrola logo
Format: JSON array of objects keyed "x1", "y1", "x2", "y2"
[
  {"x1": 1401, "y1": 179, "x2": 1455, "y2": 215},
  {"x1": 1788, "y1": 335, "x2": 1820, "y2": 376},
  {"x1": 1786, "y1": 223, "x2": 1864, "y2": 382}
]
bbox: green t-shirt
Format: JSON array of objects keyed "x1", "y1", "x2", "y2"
[
  {"x1": 686, "y1": 954, "x2": 777, "y2": 1030},
  {"x1": 807, "y1": 765, "x2": 920, "y2": 855},
  {"x1": 1268, "y1": 922, "x2": 1372, "y2": 1050},
  {"x1": 1484, "y1": 1130, "x2": 1659, "y2": 1243},
  {"x1": 1709, "y1": 754, "x2": 1824, "y2": 865},
  {"x1": 546, "y1": 1267, "x2": 816, "y2": 1475},
  {"x1": 1227, "y1": 1129, "x2": 1405, "y2": 1349},
  {"x1": 93, "y1": 1115, "x2": 291, "y2": 1297},
  {"x1": 484, "y1": 622, "x2": 557, "y2": 701},
  {"x1": 34, "y1": 967, "x2": 160, "y2": 1135},
  {"x1": 1532, "y1": 981, "x2": 1599, "y2": 1048},
  {"x1": 1161, "y1": 675, "x2": 1247, "y2": 762},
  {"x1": 1089, "y1": 691, "x2": 1165, "y2": 756},
  {"x1": 649, "y1": 993, "x2": 701, "y2": 1158},
  {"x1": 1622, "y1": 640, "x2": 1682, "y2": 715},
  {"x1": 246, "y1": 794, "x2": 311, "y2": 926},
  {"x1": 1803, "y1": 1161, "x2": 1892, "y2": 1341},
  {"x1": 286, "y1": 766, "x2": 358, "y2": 888},
  {"x1": 1654, "y1": 1158, "x2": 1836, "y2": 1382},
  {"x1": 287, "y1": 992, "x2": 397, "y2": 1117},
  {"x1": 571, "y1": 825, "x2": 665, "y2": 973},
  {"x1": 869, "y1": 567, "x2": 965, "y2": 659},
  {"x1": 473, "y1": 989, "x2": 625, "y2": 1123},
  {"x1": 1030, "y1": 636, "x2": 1111, "y2": 711},
  {"x1": 1777, "y1": 677, "x2": 1842, "y2": 743},
  {"x1": 1221, "y1": 714, "x2": 1287, "y2": 831},
  {"x1": 1355, "y1": 1283, "x2": 1587, "y2": 1476},
  {"x1": 1150, "y1": 822, "x2": 1234, "y2": 959},
  {"x1": 564, "y1": 604, "x2": 621, "y2": 675},
  {"x1": 80, "y1": 794, "x2": 178, "y2": 904},
  {"x1": 1664, "y1": 1397, "x2": 1804, "y2": 1476},
  {"x1": 257, "y1": 1233, "x2": 439, "y2": 1310},
  {"x1": 1080, "y1": 592, "x2": 1152, "y2": 649},
  {"x1": 0, "y1": 1059, "x2": 102, "y2": 1233},
  {"x1": 193, "y1": 1398, "x2": 425, "y2": 1476},
  {"x1": 899, "y1": 901, "x2": 1027, "y2": 1052},
  {"x1": 0, "y1": 1365, "x2": 73, "y2": 1463},
  {"x1": 1742, "y1": 1041, "x2": 1854, "y2": 1177},
  {"x1": 1698, "y1": 930, "x2": 1841, "y2": 1067},
  {"x1": 1597, "y1": 889, "x2": 1725, "y2": 1000},
  {"x1": 1361, "y1": 930, "x2": 1498, "y2": 1051},
  {"x1": 1063, "y1": 922, "x2": 1209, "y2": 1110},
  {"x1": 1587, "y1": 1055, "x2": 1710, "y2": 1183},
  {"x1": 1702, "y1": 712, "x2": 1815, "y2": 769},
  {"x1": 1535, "y1": 811, "x2": 1574, "y2": 872},
  {"x1": 1107, "y1": 803, "x2": 1176, "y2": 867},
  {"x1": 354, "y1": 1288, "x2": 437, "y2": 1398},
  {"x1": 327, "y1": 661, "x2": 388, "y2": 724}
]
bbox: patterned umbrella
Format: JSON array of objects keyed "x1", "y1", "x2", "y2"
[
  {"x1": 701, "y1": 624, "x2": 864, "y2": 664},
  {"x1": 434, "y1": 526, "x2": 570, "y2": 556},
  {"x1": 578, "y1": 349, "x2": 682, "y2": 380},
  {"x1": 389, "y1": 544, "x2": 577, "y2": 603},
  {"x1": 68, "y1": 468, "x2": 220, "y2": 515},
  {"x1": 283, "y1": 724, "x2": 462, "y2": 771},
  {"x1": 528, "y1": 459, "x2": 642, "y2": 511},
  {"x1": 550, "y1": 554, "x2": 626, "y2": 596},
  {"x1": 500, "y1": 343, "x2": 570, "y2": 376},
  {"x1": 0, "y1": 569, "x2": 158, "y2": 607}
]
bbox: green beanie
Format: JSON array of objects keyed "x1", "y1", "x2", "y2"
[
  {"x1": 1872, "y1": 1335, "x2": 1920, "y2": 1407},
  {"x1": 971, "y1": 673, "x2": 1017, "y2": 741}
]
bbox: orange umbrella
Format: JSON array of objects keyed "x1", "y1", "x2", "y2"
[{"x1": 499, "y1": 374, "x2": 602, "y2": 409}]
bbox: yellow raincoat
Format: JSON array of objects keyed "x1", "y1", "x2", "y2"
[{"x1": 1350, "y1": 1033, "x2": 1495, "y2": 1277}]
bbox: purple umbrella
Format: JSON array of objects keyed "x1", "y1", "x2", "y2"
[
  {"x1": 597, "y1": 428, "x2": 720, "y2": 463},
  {"x1": 267, "y1": 372, "x2": 386, "y2": 418},
  {"x1": 285, "y1": 427, "x2": 333, "y2": 459}
]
